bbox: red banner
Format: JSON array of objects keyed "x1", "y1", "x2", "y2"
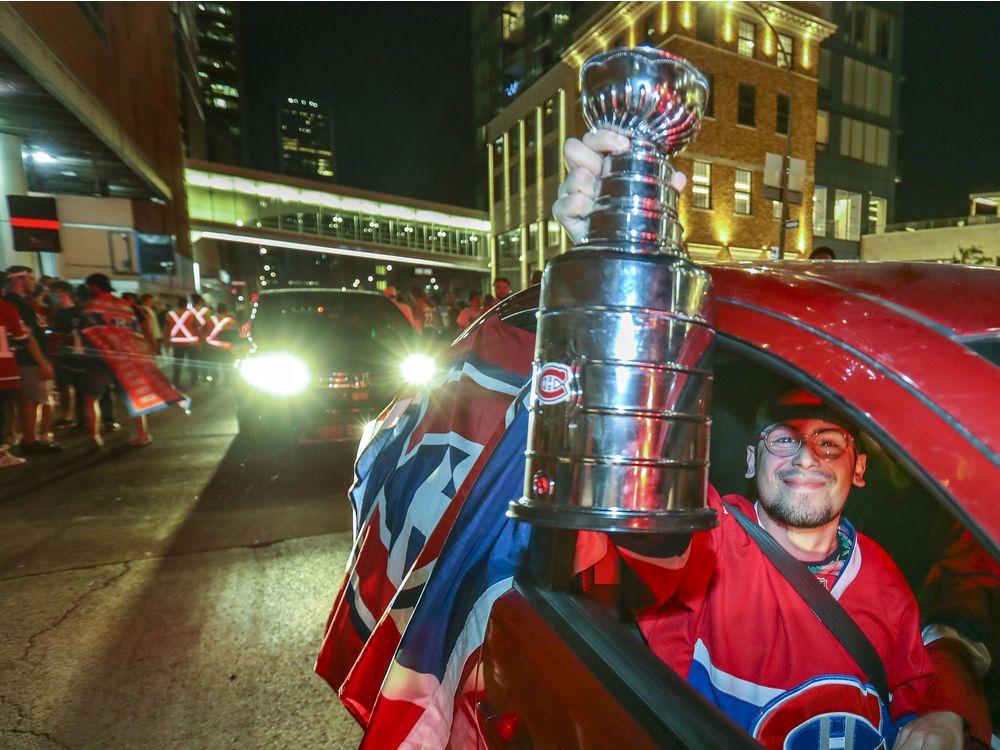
[{"x1": 81, "y1": 326, "x2": 189, "y2": 416}]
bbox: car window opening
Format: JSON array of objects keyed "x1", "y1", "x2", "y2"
[{"x1": 530, "y1": 345, "x2": 999, "y2": 733}]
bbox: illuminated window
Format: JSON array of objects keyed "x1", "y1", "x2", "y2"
[
  {"x1": 840, "y1": 116, "x2": 890, "y2": 166},
  {"x1": 776, "y1": 94, "x2": 791, "y2": 135},
  {"x1": 813, "y1": 185, "x2": 828, "y2": 237},
  {"x1": 546, "y1": 220, "x2": 561, "y2": 247},
  {"x1": 737, "y1": 83, "x2": 756, "y2": 127},
  {"x1": 738, "y1": 20, "x2": 756, "y2": 58},
  {"x1": 543, "y1": 96, "x2": 558, "y2": 134},
  {"x1": 734, "y1": 169, "x2": 752, "y2": 215},
  {"x1": 834, "y1": 189, "x2": 862, "y2": 240},
  {"x1": 641, "y1": 10, "x2": 657, "y2": 44},
  {"x1": 692, "y1": 161, "x2": 711, "y2": 209},
  {"x1": 816, "y1": 110, "x2": 830, "y2": 151},
  {"x1": 868, "y1": 195, "x2": 887, "y2": 234},
  {"x1": 777, "y1": 33, "x2": 794, "y2": 68}
]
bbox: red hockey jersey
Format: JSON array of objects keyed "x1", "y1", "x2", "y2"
[{"x1": 577, "y1": 488, "x2": 934, "y2": 750}]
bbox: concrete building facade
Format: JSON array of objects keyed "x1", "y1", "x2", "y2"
[
  {"x1": 813, "y1": 1, "x2": 904, "y2": 259},
  {"x1": 485, "y1": 1, "x2": 835, "y2": 288},
  {"x1": 278, "y1": 98, "x2": 335, "y2": 183},
  {"x1": 194, "y1": 1, "x2": 249, "y2": 167}
]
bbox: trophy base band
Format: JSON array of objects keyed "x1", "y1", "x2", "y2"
[{"x1": 507, "y1": 500, "x2": 717, "y2": 534}]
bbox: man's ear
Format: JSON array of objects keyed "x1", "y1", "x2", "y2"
[
  {"x1": 852, "y1": 452, "x2": 868, "y2": 488},
  {"x1": 745, "y1": 445, "x2": 757, "y2": 479}
]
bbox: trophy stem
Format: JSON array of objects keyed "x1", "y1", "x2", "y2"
[{"x1": 583, "y1": 143, "x2": 685, "y2": 256}]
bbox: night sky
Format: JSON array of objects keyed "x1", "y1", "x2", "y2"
[
  {"x1": 896, "y1": 3, "x2": 1000, "y2": 222},
  {"x1": 241, "y1": 2, "x2": 474, "y2": 207},
  {"x1": 241, "y1": 2, "x2": 999, "y2": 221}
]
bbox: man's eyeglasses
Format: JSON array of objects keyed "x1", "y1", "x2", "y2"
[{"x1": 759, "y1": 425, "x2": 855, "y2": 460}]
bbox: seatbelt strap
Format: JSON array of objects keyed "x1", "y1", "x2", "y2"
[{"x1": 724, "y1": 502, "x2": 892, "y2": 710}]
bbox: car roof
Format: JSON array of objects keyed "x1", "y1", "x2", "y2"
[
  {"x1": 714, "y1": 261, "x2": 1000, "y2": 337},
  {"x1": 257, "y1": 287, "x2": 386, "y2": 298}
]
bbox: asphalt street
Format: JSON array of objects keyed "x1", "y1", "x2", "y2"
[{"x1": 0, "y1": 384, "x2": 364, "y2": 748}]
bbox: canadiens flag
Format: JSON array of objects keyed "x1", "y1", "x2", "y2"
[
  {"x1": 81, "y1": 326, "x2": 188, "y2": 417},
  {"x1": 315, "y1": 313, "x2": 536, "y2": 748}
]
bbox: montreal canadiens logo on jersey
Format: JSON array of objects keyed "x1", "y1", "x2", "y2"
[
  {"x1": 536, "y1": 362, "x2": 572, "y2": 405},
  {"x1": 752, "y1": 677, "x2": 886, "y2": 750}
]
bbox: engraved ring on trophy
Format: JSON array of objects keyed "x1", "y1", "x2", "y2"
[{"x1": 509, "y1": 47, "x2": 718, "y2": 534}]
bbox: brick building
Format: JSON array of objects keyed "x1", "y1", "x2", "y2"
[
  {"x1": 0, "y1": 2, "x2": 192, "y2": 289},
  {"x1": 485, "y1": 1, "x2": 835, "y2": 288}
]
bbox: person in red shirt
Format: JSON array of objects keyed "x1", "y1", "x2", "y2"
[
  {"x1": 78, "y1": 274, "x2": 152, "y2": 447},
  {"x1": 491, "y1": 276, "x2": 512, "y2": 304},
  {"x1": 0, "y1": 294, "x2": 28, "y2": 467},
  {"x1": 455, "y1": 292, "x2": 483, "y2": 331},
  {"x1": 4, "y1": 266, "x2": 61, "y2": 454}
]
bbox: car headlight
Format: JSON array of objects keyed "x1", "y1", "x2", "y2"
[
  {"x1": 399, "y1": 353, "x2": 436, "y2": 386},
  {"x1": 239, "y1": 352, "x2": 311, "y2": 397}
]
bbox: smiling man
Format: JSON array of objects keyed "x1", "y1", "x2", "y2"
[{"x1": 575, "y1": 386, "x2": 967, "y2": 749}]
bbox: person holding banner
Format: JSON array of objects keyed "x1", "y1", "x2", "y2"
[{"x1": 77, "y1": 274, "x2": 187, "y2": 448}]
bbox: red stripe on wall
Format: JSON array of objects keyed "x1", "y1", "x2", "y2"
[{"x1": 10, "y1": 218, "x2": 60, "y2": 230}]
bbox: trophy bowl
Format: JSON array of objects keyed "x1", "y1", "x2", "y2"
[{"x1": 581, "y1": 47, "x2": 709, "y2": 155}]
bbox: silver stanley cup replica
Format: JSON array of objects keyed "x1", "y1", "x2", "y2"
[{"x1": 509, "y1": 48, "x2": 718, "y2": 533}]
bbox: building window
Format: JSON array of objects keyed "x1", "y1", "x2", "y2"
[
  {"x1": 641, "y1": 10, "x2": 658, "y2": 45},
  {"x1": 696, "y1": 4, "x2": 716, "y2": 44},
  {"x1": 777, "y1": 33, "x2": 793, "y2": 69},
  {"x1": 875, "y1": 15, "x2": 893, "y2": 59},
  {"x1": 738, "y1": 20, "x2": 756, "y2": 58},
  {"x1": 776, "y1": 94, "x2": 791, "y2": 135},
  {"x1": 840, "y1": 116, "x2": 890, "y2": 166},
  {"x1": 842, "y1": 58, "x2": 893, "y2": 116},
  {"x1": 735, "y1": 169, "x2": 752, "y2": 215},
  {"x1": 819, "y1": 49, "x2": 832, "y2": 92},
  {"x1": 543, "y1": 141, "x2": 560, "y2": 177},
  {"x1": 543, "y1": 97, "x2": 558, "y2": 134},
  {"x1": 704, "y1": 74, "x2": 714, "y2": 117},
  {"x1": 546, "y1": 220, "x2": 561, "y2": 247},
  {"x1": 692, "y1": 161, "x2": 712, "y2": 209},
  {"x1": 737, "y1": 84, "x2": 756, "y2": 127},
  {"x1": 772, "y1": 200, "x2": 783, "y2": 220},
  {"x1": 850, "y1": 5, "x2": 868, "y2": 47},
  {"x1": 868, "y1": 195, "x2": 888, "y2": 234},
  {"x1": 816, "y1": 110, "x2": 830, "y2": 151},
  {"x1": 834, "y1": 189, "x2": 863, "y2": 241},
  {"x1": 813, "y1": 185, "x2": 828, "y2": 237}
]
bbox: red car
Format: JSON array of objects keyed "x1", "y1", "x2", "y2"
[
  {"x1": 473, "y1": 261, "x2": 999, "y2": 748},
  {"x1": 327, "y1": 261, "x2": 1000, "y2": 748}
]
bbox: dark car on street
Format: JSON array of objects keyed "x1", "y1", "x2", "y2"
[{"x1": 234, "y1": 288, "x2": 435, "y2": 443}]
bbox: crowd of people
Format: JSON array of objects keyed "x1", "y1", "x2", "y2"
[
  {"x1": 0, "y1": 267, "x2": 240, "y2": 468},
  {"x1": 382, "y1": 276, "x2": 512, "y2": 338},
  {"x1": 0, "y1": 268, "x2": 514, "y2": 469}
]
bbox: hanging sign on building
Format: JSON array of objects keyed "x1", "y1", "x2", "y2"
[{"x1": 6, "y1": 195, "x2": 62, "y2": 253}]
